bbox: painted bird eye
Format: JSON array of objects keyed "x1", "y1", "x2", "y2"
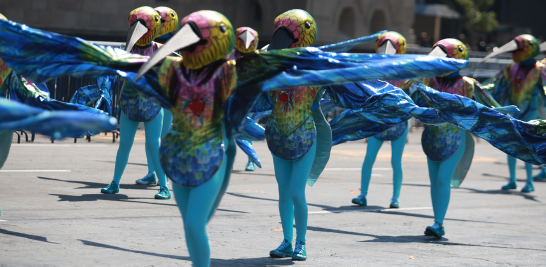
[
  {"x1": 458, "y1": 46, "x2": 464, "y2": 52},
  {"x1": 305, "y1": 21, "x2": 311, "y2": 29},
  {"x1": 171, "y1": 12, "x2": 175, "y2": 17},
  {"x1": 529, "y1": 41, "x2": 534, "y2": 46},
  {"x1": 219, "y1": 23, "x2": 226, "y2": 32},
  {"x1": 155, "y1": 16, "x2": 159, "y2": 22},
  {"x1": 402, "y1": 41, "x2": 406, "y2": 45}
]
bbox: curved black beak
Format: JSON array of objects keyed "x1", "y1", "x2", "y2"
[
  {"x1": 377, "y1": 40, "x2": 397, "y2": 54},
  {"x1": 135, "y1": 22, "x2": 202, "y2": 81},
  {"x1": 480, "y1": 40, "x2": 518, "y2": 63},
  {"x1": 268, "y1": 26, "x2": 295, "y2": 51},
  {"x1": 125, "y1": 19, "x2": 148, "y2": 52},
  {"x1": 238, "y1": 30, "x2": 255, "y2": 49}
]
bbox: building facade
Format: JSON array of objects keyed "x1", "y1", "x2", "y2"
[{"x1": 0, "y1": 0, "x2": 415, "y2": 51}]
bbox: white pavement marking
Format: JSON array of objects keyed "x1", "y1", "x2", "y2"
[
  {"x1": 0, "y1": 170, "x2": 71, "y2": 173},
  {"x1": 323, "y1": 168, "x2": 390, "y2": 171},
  {"x1": 12, "y1": 144, "x2": 110, "y2": 147},
  {"x1": 0, "y1": 220, "x2": 7, "y2": 222},
  {"x1": 309, "y1": 206, "x2": 432, "y2": 214}
]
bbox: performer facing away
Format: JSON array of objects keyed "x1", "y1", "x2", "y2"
[{"x1": 352, "y1": 31, "x2": 411, "y2": 209}]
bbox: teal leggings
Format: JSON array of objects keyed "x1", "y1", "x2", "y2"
[
  {"x1": 427, "y1": 132, "x2": 466, "y2": 225},
  {"x1": 361, "y1": 127, "x2": 408, "y2": 199},
  {"x1": 507, "y1": 106, "x2": 537, "y2": 186},
  {"x1": 272, "y1": 141, "x2": 317, "y2": 243},
  {"x1": 144, "y1": 109, "x2": 172, "y2": 176},
  {"x1": 112, "y1": 111, "x2": 166, "y2": 187},
  {"x1": 172, "y1": 130, "x2": 230, "y2": 267}
]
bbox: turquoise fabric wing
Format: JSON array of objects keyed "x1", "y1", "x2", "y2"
[
  {"x1": 235, "y1": 47, "x2": 469, "y2": 91},
  {"x1": 0, "y1": 98, "x2": 116, "y2": 139},
  {"x1": 417, "y1": 84, "x2": 546, "y2": 166},
  {"x1": 0, "y1": 20, "x2": 146, "y2": 83},
  {"x1": 317, "y1": 31, "x2": 387, "y2": 52}
]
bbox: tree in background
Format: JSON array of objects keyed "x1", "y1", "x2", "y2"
[{"x1": 445, "y1": 0, "x2": 499, "y2": 49}]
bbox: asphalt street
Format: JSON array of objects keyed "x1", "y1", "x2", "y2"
[{"x1": 0, "y1": 128, "x2": 545, "y2": 266}]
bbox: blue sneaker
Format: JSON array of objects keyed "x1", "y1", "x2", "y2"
[
  {"x1": 154, "y1": 186, "x2": 171, "y2": 199},
  {"x1": 521, "y1": 183, "x2": 534, "y2": 193},
  {"x1": 292, "y1": 240, "x2": 307, "y2": 261},
  {"x1": 270, "y1": 239, "x2": 293, "y2": 258},
  {"x1": 352, "y1": 194, "x2": 367, "y2": 206},
  {"x1": 501, "y1": 181, "x2": 517, "y2": 190},
  {"x1": 389, "y1": 197, "x2": 400, "y2": 209},
  {"x1": 101, "y1": 181, "x2": 120, "y2": 194},
  {"x1": 136, "y1": 173, "x2": 157, "y2": 185},
  {"x1": 424, "y1": 223, "x2": 445, "y2": 238}
]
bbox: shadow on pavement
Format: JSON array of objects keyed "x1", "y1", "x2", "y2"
[
  {"x1": 37, "y1": 176, "x2": 157, "y2": 190},
  {"x1": 308, "y1": 226, "x2": 546, "y2": 252},
  {"x1": 79, "y1": 239, "x2": 189, "y2": 260},
  {"x1": 79, "y1": 239, "x2": 295, "y2": 266},
  {"x1": 97, "y1": 160, "x2": 148, "y2": 167},
  {"x1": 458, "y1": 187, "x2": 541, "y2": 203},
  {"x1": 49, "y1": 193, "x2": 247, "y2": 214},
  {"x1": 226, "y1": 193, "x2": 499, "y2": 224},
  {"x1": 231, "y1": 170, "x2": 276, "y2": 177},
  {"x1": 0, "y1": 228, "x2": 58, "y2": 244}
]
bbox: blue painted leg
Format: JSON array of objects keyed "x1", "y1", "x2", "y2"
[
  {"x1": 355, "y1": 136, "x2": 383, "y2": 206},
  {"x1": 271, "y1": 142, "x2": 316, "y2": 259},
  {"x1": 172, "y1": 139, "x2": 228, "y2": 267},
  {"x1": 103, "y1": 113, "x2": 139, "y2": 194},
  {"x1": 390, "y1": 127, "x2": 408, "y2": 208},
  {"x1": 425, "y1": 132, "x2": 466, "y2": 238},
  {"x1": 502, "y1": 155, "x2": 518, "y2": 190}
]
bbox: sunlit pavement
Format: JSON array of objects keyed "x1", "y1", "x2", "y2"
[{"x1": 1, "y1": 128, "x2": 545, "y2": 266}]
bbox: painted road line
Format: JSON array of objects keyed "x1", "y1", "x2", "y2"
[
  {"x1": 309, "y1": 206, "x2": 432, "y2": 214},
  {"x1": 323, "y1": 168, "x2": 390, "y2": 171},
  {"x1": 0, "y1": 170, "x2": 71, "y2": 173},
  {"x1": 0, "y1": 220, "x2": 7, "y2": 222},
  {"x1": 12, "y1": 144, "x2": 111, "y2": 147}
]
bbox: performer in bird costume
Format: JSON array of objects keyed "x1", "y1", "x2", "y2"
[
  {"x1": 100, "y1": 6, "x2": 171, "y2": 199},
  {"x1": 0, "y1": 9, "x2": 470, "y2": 265},
  {"x1": 352, "y1": 31, "x2": 412, "y2": 209},
  {"x1": 153, "y1": 6, "x2": 179, "y2": 44},
  {"x1": 481, "y1": 34, "x2": 546, "y2": 192},
  {"x1": 418, "y1": 39, "x2": 505, "y2": 238},
  {"x1": 231, "y1": 27, "x2": 261, "y2": 171},
  {"x1": 327, "y1": 37, "x2": 546, "y2": 238},
  {"x1": 134, "y1": 6, "x2": 179, "y2": 186}
]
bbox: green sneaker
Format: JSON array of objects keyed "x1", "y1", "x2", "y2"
[
  {"x1": 389, "y1": 197, "x2": 400, "y2": 209},
  {"x1": 501, "y1": 181, "x2": 517, "y2": 190},
  {"x1": 245, "y1": 161, "x2": 256, "y2": 171},
  {"x1": 136, "y1": 173, "x2": 157, "y2": 185},
  {"x1": 101, "y1": 181, "x2": 120, "y2": 194},
  {"x1": 269, "y1": 239, "x2": 293, "y2": 258},
  {"x1": 155, "y1": 186, "x2": 171, "y2": 199},
  {"x1": 424, "y1": 223, "x2": 445, "y2": 238},
  {"x1": 521, "y1": 183, "x2": 534, "y2": 193},
  {"x1": 292, "y1": 240, "x2": 307, "y2": 261},
  {"x1": 351, "y1": 194, "x2": 367, "y2": 206}
]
